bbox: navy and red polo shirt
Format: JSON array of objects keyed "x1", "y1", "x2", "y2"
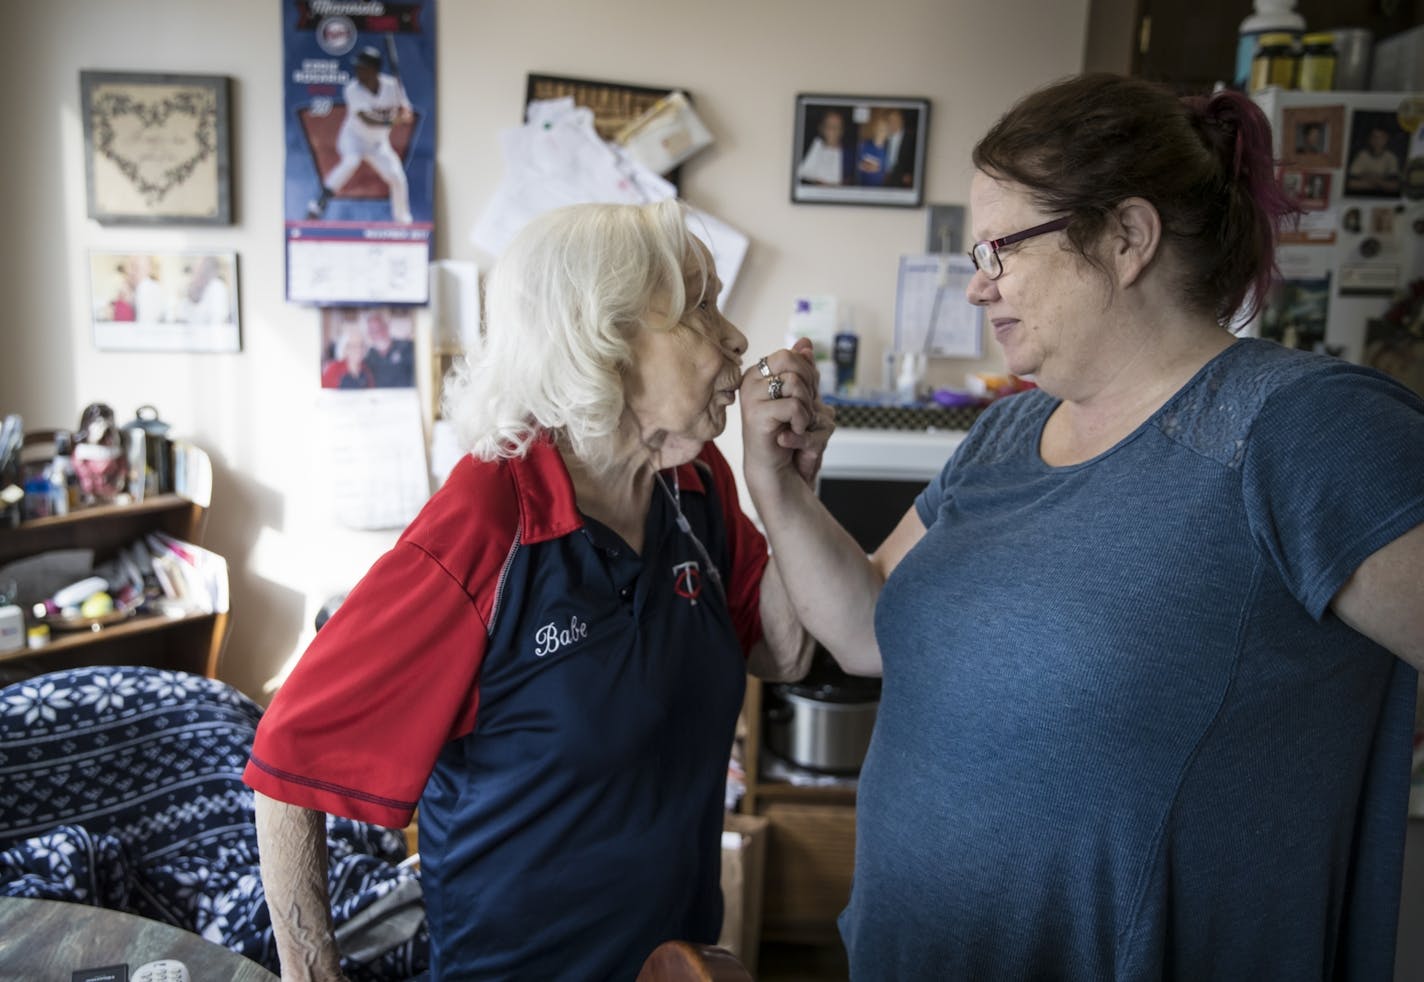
[{"x1": 244, "y1": 438, "x2": 768, "y2": 979}]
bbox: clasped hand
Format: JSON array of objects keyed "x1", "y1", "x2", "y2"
[{"x1": 739, "y1": 336, "x2": 835, "y2": 487}]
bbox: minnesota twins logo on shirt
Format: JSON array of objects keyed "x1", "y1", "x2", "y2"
[
  {"x1": 672, "y1": 561, "x2": 703, "y2": 605},
  {"x1": 534, "y1": 615, "x2": 588, "y2": 657}
]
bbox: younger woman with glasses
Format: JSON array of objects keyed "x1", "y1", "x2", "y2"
[{"x1": 742, "y1": 73, "x2": 1424, "y2": 980}]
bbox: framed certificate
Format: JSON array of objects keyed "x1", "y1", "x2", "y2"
[{"x1": 80, "y1": 71, "x2": 233, "y2": 225}]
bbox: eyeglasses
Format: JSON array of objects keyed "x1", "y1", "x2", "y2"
[{"x1": 967, "y1": 217, "x2": 1072, "y2": 280}]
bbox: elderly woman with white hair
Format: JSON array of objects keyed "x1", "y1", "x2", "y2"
[{"x1": 245, "y1": 199, "x2": 829, "y2": 980}]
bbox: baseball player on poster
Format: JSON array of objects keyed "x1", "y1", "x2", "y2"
[{"x1": 306, "y1": 42, "x2": 414, "y2": 224}]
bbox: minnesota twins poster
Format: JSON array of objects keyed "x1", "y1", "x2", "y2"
[{"x1": 283, "y1": 0, "x2": 435, "y2": 304}]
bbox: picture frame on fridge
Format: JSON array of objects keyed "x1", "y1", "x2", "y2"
[
  {"x1": 1260, "y1": 273, "x2": 1331, "y2": 351},
  {"x1": 1279, "y1": 167, "x2": 1332, "y2": 211},
  {"x1": 1345, "y1": 109, "x2": 1408, "y2": 199},
  {"x1": 1280, "y1": 105, "x2": 1345, "y2": 170}
]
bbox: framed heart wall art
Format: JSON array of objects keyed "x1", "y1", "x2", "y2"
[{"x1": 80, "y1": 71, "x2": 232, "y2": 225}]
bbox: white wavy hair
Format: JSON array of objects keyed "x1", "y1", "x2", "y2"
[{"x1": 442, "y1": 199, "x2": 710, "y2": 475}]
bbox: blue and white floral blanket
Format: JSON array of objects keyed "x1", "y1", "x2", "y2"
[{"x1": 0, "y1": 667, "x2": 428, "y2": 980}]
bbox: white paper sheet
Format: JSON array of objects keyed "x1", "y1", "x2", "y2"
[
  {"x1": 428, "y1": 418, "x2": 465, "y2": 490},
  {"x1": 287, "y1": 238, "x2": 432, "y2": 305},
  {"x1": 314, "y1": 388, "x2": 429, "y2": 530},
  {"x1": 470, "y1": 100, "x2": 747, "y2": 303},
  {"x1": 429, "y1": 259, "x2": 481, "y2": 351},
  {"x1": 686, "y1": 207, "x2": 749, "y2": 306},
  {"x1": 615, "y1": 91, "x2": 714, "y2": 175},
  {"x1": 893, "y1": 254, "x2": 984, "y2": 358},
  {"x1": 472, "y1": 100, "x2": 674, "y2": 256}
]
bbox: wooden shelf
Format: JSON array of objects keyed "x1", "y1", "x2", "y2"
[
  {"x1": 0, "y1": 495, "x2": 205, "y2": 563},
  {"x1": 738, "y1": 674, "x2": 859, "y2": 946},
  {"x1": 8, "y1": 494, "x2": 193, "y2": 533},
  {"x1": 0, "y1": 459, "x2": 228, "y2": 682},
  {"x1": 11, "y1": 610, "x2": 216, "y2": 658},
  {"x1": 750, "y1": 781, "x2": 856, "y2": 807},
  {"x1": 0, "y1": 611, "x2": 229, "y2": 683}
]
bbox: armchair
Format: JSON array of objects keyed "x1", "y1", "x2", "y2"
[{"x1": 0, "y1": 666, "x2": 427, "y2": 980}]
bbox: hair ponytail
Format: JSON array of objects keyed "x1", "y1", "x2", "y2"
[{"x1": 1185, "y1": 89, "x2": 1301, "y2": 323}]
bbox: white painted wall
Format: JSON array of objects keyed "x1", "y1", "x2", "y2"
[{"x1": 0, "y1": 0, "x2": 1088, "y2": 699}]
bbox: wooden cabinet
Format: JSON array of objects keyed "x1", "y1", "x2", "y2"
[
  {"x1": 739, "y1": 675, "x2": 858, "y2": 946},
  {"x1": 1086, "y1": 0, "x2": 1422, "y2": 91},
  {"x1": 0, "y1": 492, "x2": 230, "y2": 683}
]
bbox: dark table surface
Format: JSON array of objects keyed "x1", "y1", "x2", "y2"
[{"x1": 0, "y1": 897, "x2": 277, "y2": 981}]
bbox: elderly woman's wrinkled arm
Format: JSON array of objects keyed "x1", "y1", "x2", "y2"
[
  {"x1": 1331, "y1": 520, "x2": 1424, "y2": 671},
  {"x1": 748, "y1": 556, "x2": 816, "y2": 682},
  {"x1": 254, "y1": 792, "x2": 350, "y2": 982}
]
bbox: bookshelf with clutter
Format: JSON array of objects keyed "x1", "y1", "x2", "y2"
[{"x1": 0, "y1": 404, "x2": 229, "y2": 685}]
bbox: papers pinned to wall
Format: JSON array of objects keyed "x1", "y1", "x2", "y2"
[
  {"x1": 893, "y1": 255, "x2": 984, "y2": 358},
  {"x1": 314, "y1": 388, "x2": 429, "y2": 530},
  {"x1": 428, "y1": 418, "x2": 464, "y2": 491},
  {"x1": 614, "y1": 91, "x2": 714, "y2": 176},
  {"x1": 429, "y1": 259, "x2": 481, "y2": 353},
  {"x1": 470, "y1": 98, "x2": 671, "y2": 256},
  {"x1": 687, "y1": 207, "x2": 748, "y2": 308},
  {"x1": 471, "y1": 97, "x2": 749, "y2": 304}
]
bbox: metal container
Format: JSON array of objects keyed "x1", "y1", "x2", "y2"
[
  {"x1": 1331, "y1": 28, "x2": 1372, "y2": 90},
  {"x1": 764, "y1": 648, "x2": 882, "y2": 774},
  {"x1": 123, "y1": 405, "x2": 172, "y2": 497},
  {"x1": 765, "y1": 687, "x2": 879, "y2": 774}
]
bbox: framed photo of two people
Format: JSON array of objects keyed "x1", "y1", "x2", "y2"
[{"x1": 792, "y1": 94, "x2": 929, "y2": 207}]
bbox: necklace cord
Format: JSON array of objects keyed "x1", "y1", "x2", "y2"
[{"x1": 653, "y1": 469, "x2": 727, "y2": 606}]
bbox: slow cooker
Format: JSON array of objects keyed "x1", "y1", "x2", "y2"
[{"x1": 764, "y1": 648, "x2": 880, "y2": 774}]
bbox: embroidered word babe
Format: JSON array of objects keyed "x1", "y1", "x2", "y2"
[{"x1": 534, "y1": 615, "x2": 589, "y2": 658}]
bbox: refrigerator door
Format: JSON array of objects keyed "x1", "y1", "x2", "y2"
[{"x1": 1250, "y1": 88, "x2": 1423, "y2": 369}]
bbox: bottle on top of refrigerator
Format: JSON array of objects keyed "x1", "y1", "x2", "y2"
[
  {"x1": 1235, "y1": 0, "x2": 1305, "y2": 89},
  {"x1": 1251, "y1": 33, "x2": 1301, "y2": 93},
  {"x1": 1298, "y1": 33, "x2": 1338, "y2": 91}
]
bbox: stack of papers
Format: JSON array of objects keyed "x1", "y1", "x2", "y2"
[
  {"x1": 615, "y1": 91, "x2": 714, "y2": 176},
  {"x1": 171, "y1": 439, "x2": 213, "y2": 508},
  {"x1": 471, "y1": 98, "x2": 748, "y2": 305},
  {"x1": 471, "y1": 97, "x2": 674, "y2": 256},
  {"x1": 146, "y1": 531, "x2": 229, "y2": 615}
]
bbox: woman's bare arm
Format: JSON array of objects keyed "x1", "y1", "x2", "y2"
[{"x1": 254, "y1": 792, "x2": 348, "y2": 982}]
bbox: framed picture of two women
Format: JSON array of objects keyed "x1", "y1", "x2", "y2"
[{"x1": 792, "y1": 94, "x2": 929, "y2": 207}]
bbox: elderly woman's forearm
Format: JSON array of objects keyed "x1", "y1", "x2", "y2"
[
  {"x1": 254, "y1": 792, "x2": 348, "y2": 982},
  {"x1": 750, "y1": 556, "x2": 817, "y2": 682}
]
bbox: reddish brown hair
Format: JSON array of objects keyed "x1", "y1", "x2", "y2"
[{"x1": 972, "y1": 73, "x2": 1298, "y2": 324}]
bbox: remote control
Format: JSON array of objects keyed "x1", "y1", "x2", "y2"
[{"x1": 132, "y1": 961, "x2": 190, "y2": 982}]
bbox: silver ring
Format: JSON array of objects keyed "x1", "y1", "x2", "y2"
[
  {"x1": 756, "y1": 357, "x2": 772, "y2": 378},
  {"x1": 768, "y1": 375, "x2": 785, "y2": 400}
]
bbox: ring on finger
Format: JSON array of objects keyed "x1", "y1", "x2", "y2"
[
  {"x1": 768, "y1": 375, "x2": 786, "y2": 400},
  {"x1": 756, "y1": 357, "x2": 773, "y2": 378}
]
